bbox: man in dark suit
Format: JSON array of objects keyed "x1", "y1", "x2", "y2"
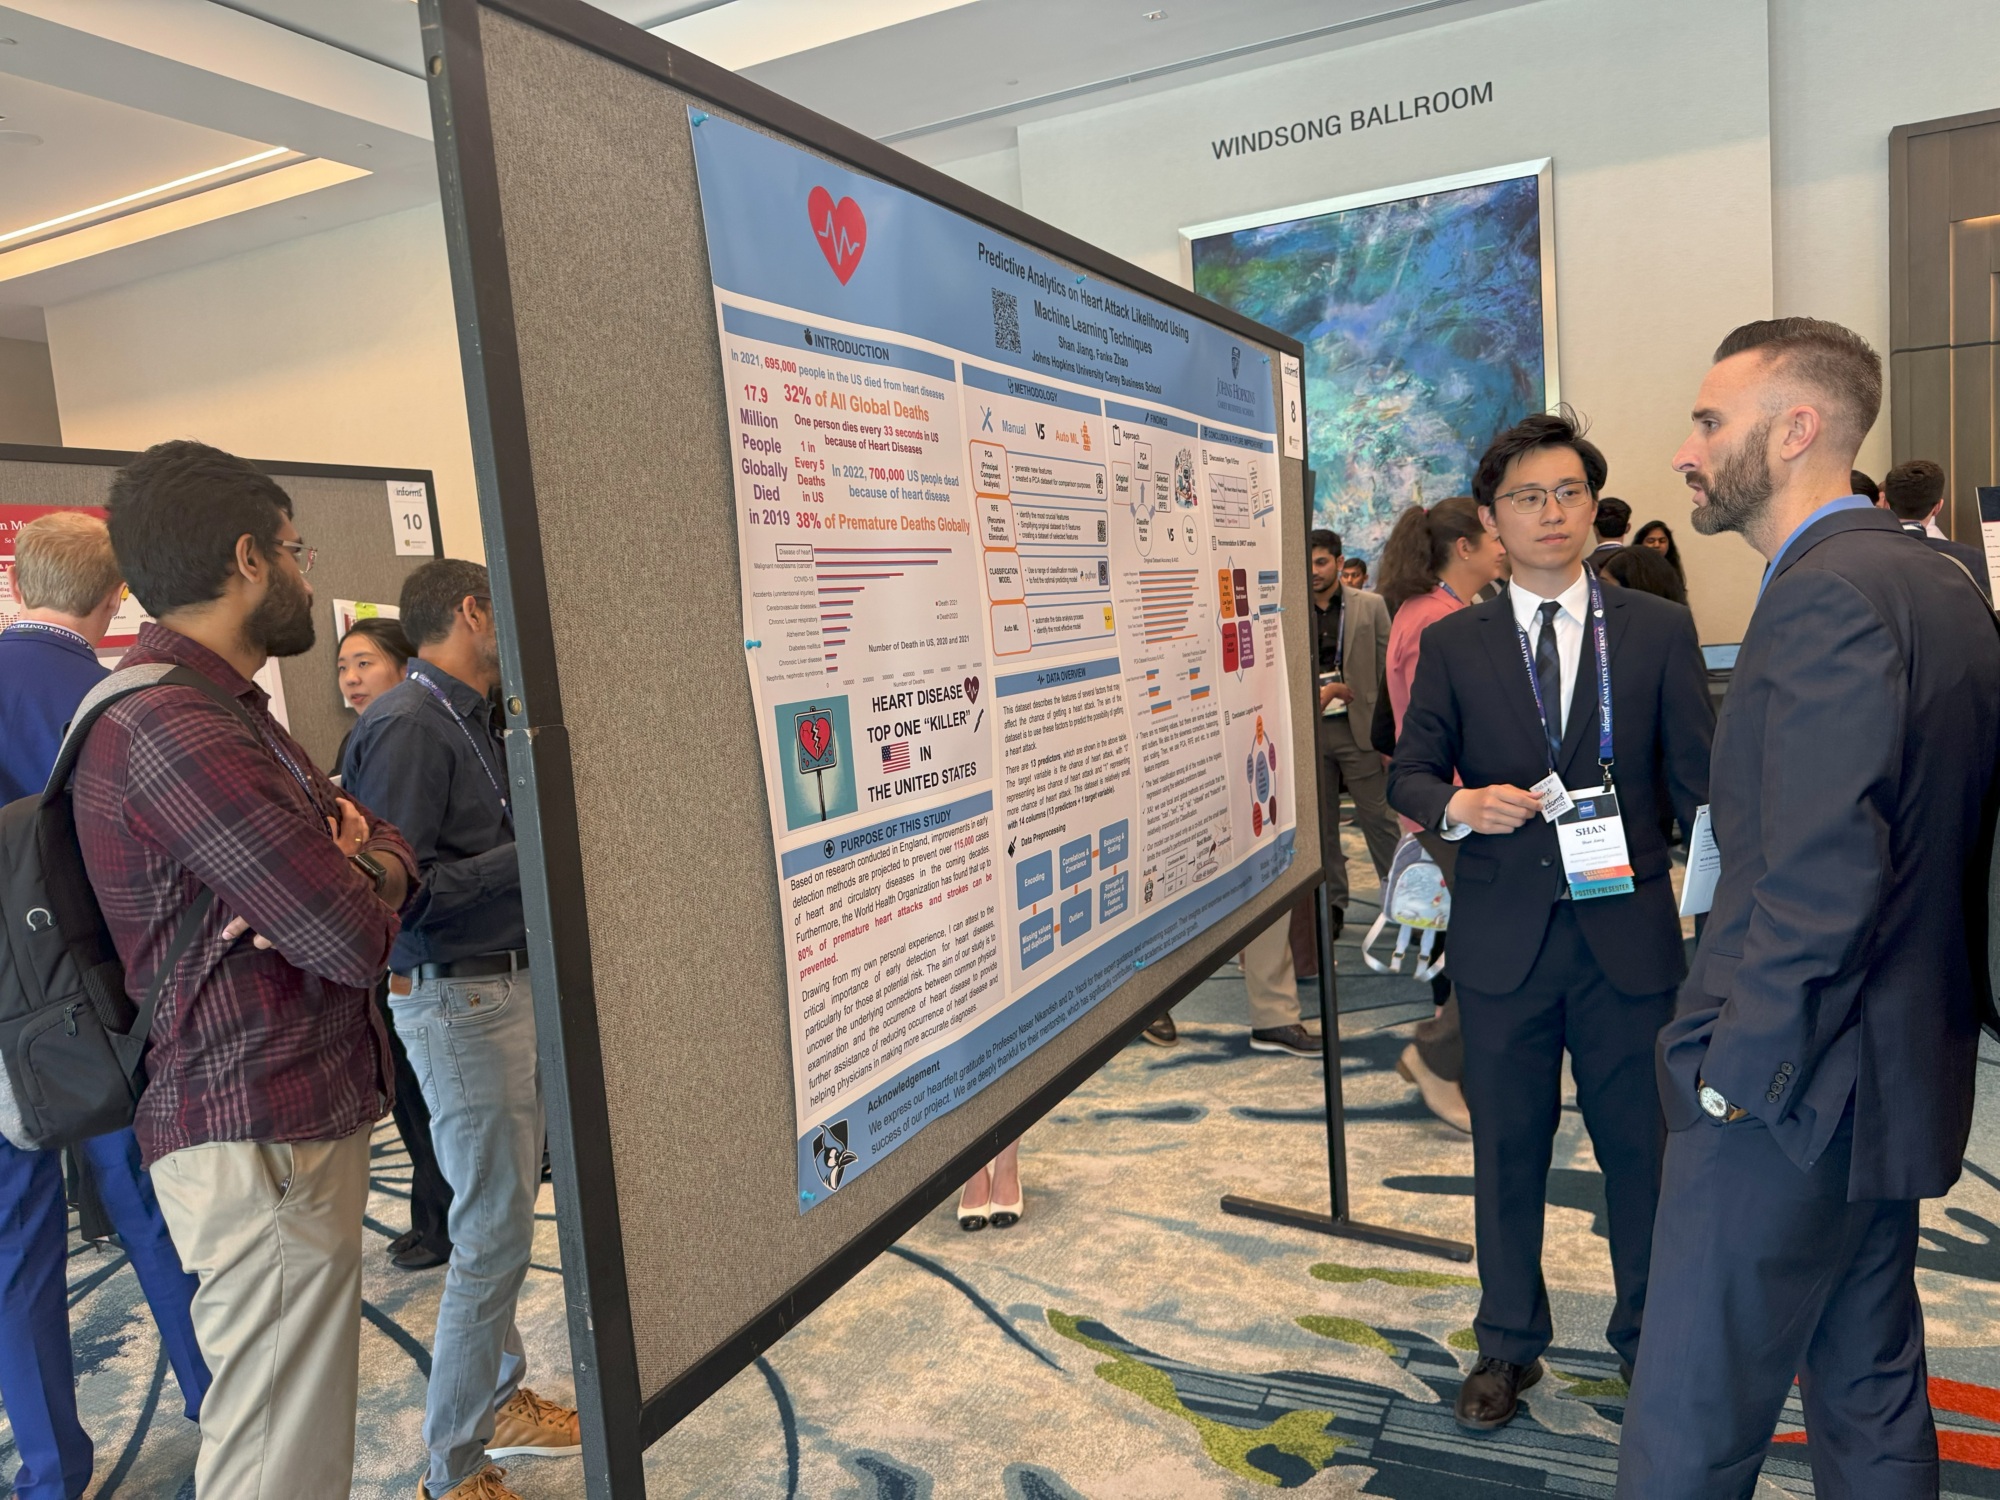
[
  {"x1": 1879, "y1": 457, "x2": 1991, "y2": 601},
  {"x1": 1618, "y1": 319, "x2": 2000, "y2": 1498},
  {"x1": 1389, "y1": 412, "x2": 1712, "y2": 1432},
  {"x1": 1588, "y1": 494, "x2": 1633, "y2": 564}
]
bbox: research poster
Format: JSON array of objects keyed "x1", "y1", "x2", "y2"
[{"x1": 690, "y1": 113, "x2": 1295, "y2": 1209}]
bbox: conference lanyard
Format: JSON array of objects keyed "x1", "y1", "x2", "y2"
[
  {"x1": 408, "y1": 668, "x2": 513, "y2": 825},
  {"x1": 3, "y1": 620, "x2": 91, "y2": 650},
  {"x1": 1512, "y1": 574, "x2": 1615, "y2": 789},
  {"x1": 1322, "y1": 588, "x2": 1345, "y2": 673}
]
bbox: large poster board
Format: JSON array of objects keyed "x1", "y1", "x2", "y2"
[
  {"x1": 690, "y1": 115, "x2": 1296, "y2": 1207},
  {"x1": 420, "y1": 0, "x2": 1314, "y2": 1487}
]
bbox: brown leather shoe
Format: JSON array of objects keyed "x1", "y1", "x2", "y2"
[
  {"x1": 418, "y1": 1466, "x2": 520, "y2": 1499},
  {"x1": 1454, "y1": 1356, "x2": 1543, "y2": 1431},
  {"x1": 1142, "y1": 1015, "x2": 1178, "y2": 1046}
]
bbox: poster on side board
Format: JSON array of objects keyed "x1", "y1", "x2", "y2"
[{"x1": 689, "y1": 112, "x2": 1295, "y2": 1209}]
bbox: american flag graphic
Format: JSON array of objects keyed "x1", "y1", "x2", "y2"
[{"x1": 881, "y1": 741, "x2": 911, "y2": 772}]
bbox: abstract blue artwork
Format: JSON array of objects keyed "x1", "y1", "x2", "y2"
[{"x1": 1188, "y1": 168, "x2": 1554, "y2": 565}]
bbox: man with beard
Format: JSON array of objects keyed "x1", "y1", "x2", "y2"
[
  {"x1": 75, "y1": 440, "x2": 416, "y2": 1495},
  {"x1": 1617, "y1": 320, "x2": 2000, "y2": 1498},
  {"x1": 341, "y1": 559, "x2": 580, "y2": 1500}
]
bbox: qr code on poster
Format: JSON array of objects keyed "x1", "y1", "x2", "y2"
[{"x1": 992, "y1": 288, "x2": 1020, "y2": 352}]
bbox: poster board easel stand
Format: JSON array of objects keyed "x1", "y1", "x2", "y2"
[{"x1": 1219, "y1": 651, "x2": 1472, "y2": 1264}]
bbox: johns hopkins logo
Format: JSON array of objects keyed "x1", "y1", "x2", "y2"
[
  {"x1": 1230, "y1": 344, "x2": 1242, "y2": 379},
  {"x1": 812, "y1": 1119, "x2": 858, "y2": 1193}
]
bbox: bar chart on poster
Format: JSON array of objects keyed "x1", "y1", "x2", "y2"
[{"x1": 690, "y1": 112, "x2": 1297, "y2": 1207}]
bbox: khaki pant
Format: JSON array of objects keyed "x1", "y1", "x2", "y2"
[
  {"x1": 1243, "y1": 912, "x2": 1311, "y2": 1031},
  {"x1": 151, "y1": 1126, "x2": 372, "y2": 1499}
]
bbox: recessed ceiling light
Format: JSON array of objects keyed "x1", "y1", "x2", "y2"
[
  {"x1": 1141, "y1": 9, "x2": 1166, "y2": 18},
  {"x1": 0, "y1": 146, "x2": 290, "y2": 247}
]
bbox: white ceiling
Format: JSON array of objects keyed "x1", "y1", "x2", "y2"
[
  {"x1": 0, "y1": 0, "x2": 1507, "y2": 342},
  {"x1": 0, "y1": 73, "x2": 271, "y2": 239}
]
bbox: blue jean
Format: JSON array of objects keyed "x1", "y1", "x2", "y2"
[
  {"x1": 391, "y1": 971, "x2": 544, "y2": 1495},
  {"x1": 0, "y1": 1129, "x2": 210, "y2": 1500}
]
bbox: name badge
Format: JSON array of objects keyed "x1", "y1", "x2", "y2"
[
  {"x1": 1678, "y1": 804, "x2": 1720, "y2": 917},
  {"x1": 1555, "y1": 787, "x2": 1635, "y2": 899},
  {"x1": 1529, "y1": 772, "x2": 1573, "y2": 822}
]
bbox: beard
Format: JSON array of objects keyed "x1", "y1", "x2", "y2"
[
  {"x1": 1687, "y1": 416, "x2": 1777, "y2": 538},
  {"x1": 246, "y1": 564, "x2": 316, "y2": 658}
]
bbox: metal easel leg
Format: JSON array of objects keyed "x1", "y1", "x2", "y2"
[{"x1": 1220, "y1": 878, "x2": 1472, "y2": 1262}]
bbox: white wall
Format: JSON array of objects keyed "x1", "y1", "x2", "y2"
[
  {"x1": 44, "y1": 205, "x2": 481, "y2": 560},
  {"x1": 0, "y1": 336, "x2": 61, "y2": 445},
  {"x1": 1770, "y1": 0, "x2": 2000, "y2": 481}
]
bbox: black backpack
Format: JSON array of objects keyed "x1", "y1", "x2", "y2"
[{"x1": 0, "y1": 664, "x2": 249, "y2": 1150}]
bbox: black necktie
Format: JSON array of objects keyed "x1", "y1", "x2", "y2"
[{"x1": 1535, "y1": 599, "x2": 1563, "y2": 767}]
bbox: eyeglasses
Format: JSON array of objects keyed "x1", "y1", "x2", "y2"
[
  {"x1": 274, "y1": 539, "x2": 317, "y2": 573},
  {"x1": 1494, "y1": 482, "x2": 1594, "y2": 514}
]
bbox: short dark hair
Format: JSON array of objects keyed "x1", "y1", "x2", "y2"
[
  {"x1": 1713, "y1": 318, "x2": 1881, "y2": 452},
  {"x1": 1881, "y1": 459, "x2": 1946, "y2": 522},
  {"x1": 1309, "y1": 528, "x2": 1342, "y2": 556},
  {"x1": 338, "y1": 615, "x2": 414, "y2": 667},
  {"x1": 1850, "y1": 469, "x2": 1879, "y2": 503},
  {"x1": 1594, "y1": 497, "x2": 1632, "y2": 538},
  {"x1": 106, "y1": 440, "x2": 292, "y2": 617},
  {"x1": 400, "y1": 559, "x2": 491, "y2": 648},
  {"x1": 1472, "y1": 408, "x2": 1608, "y2": 509},
  {"x1": 1600, "y1": 543, "x2": 1687, "y2": 606}
]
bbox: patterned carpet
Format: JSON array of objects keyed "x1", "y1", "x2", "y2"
[{"x1": 13, "y1": 828, "x2": 2000, "y2": 1498}]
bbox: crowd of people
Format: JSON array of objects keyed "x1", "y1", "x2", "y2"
[
  {"x1": 0, "y1": 313, "x2": 1995, "y2": 1500},
  {"x1": 0, "y1": 444, "x2": 567, "y2": 1500}
]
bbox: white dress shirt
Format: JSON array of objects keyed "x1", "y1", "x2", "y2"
[
  {"x1": 1508, "y1": 568, "x2": 1591, "y2": 738},
  {"x1": 1438, "y1": 568, "x2": 1591, "y2": 839}
]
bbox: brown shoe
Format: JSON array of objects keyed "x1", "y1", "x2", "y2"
[
  {"x1": 1397, "y1": 1043, "x2": 1472, "y2": 1133},
  {"x1": 1142, "y1": 1015, "x2": 1178, "y2": 1046},
  {"x1": 1454, "y1": 1356, "x2": 1543, "y2": 1431},
  {"x1": 1249, "y1": 1024, "x2": 1320, "y2": 1057},
  {"x1": 418, "y1": 1466, "x2": 521, "y2": 1499},
  {"x1": 488, "y1": 1387, "x2": 582, "y2": 1459}
]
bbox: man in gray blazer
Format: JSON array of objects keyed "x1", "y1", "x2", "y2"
[
  {"x1": 1309, "y1": 528, "x2": 1398, "y2": 924},
  {"x1": 1618, "y1": 318, "x2": 2000, "y2": 1497}
]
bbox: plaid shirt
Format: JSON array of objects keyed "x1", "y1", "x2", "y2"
[{"x1": 74, "y1": 624, "x2": 417, "y2": 1165}]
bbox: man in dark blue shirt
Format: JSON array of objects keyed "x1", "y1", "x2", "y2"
[
  {"x1": 340, "y1": 560, "x2": 575, "y2": 1499},
  {"x1": 0, "y1": 512, "x2": 126, "y2": 803},
  {"x1": 0, "y1": 511, "x2": 210, "y2": 1500}
]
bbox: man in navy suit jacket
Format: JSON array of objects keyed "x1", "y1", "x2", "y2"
[
  {"x1": 1618, "y1": 320, "x2": 2000, "y2": 1498},
  {"x1": 1390, "y1": 412, "x2": 1712, "y2": 1433},
  {"x1": 0, "y1": 512, "x2": 209, "y2": 1500}
]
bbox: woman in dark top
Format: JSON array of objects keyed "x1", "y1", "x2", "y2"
[
  {"x1": 1631, "y1": 520, "x2": 1685, "y2": 590},
  {"x1": 332, "y1": 616, "x2": 413, "y2": 774}
]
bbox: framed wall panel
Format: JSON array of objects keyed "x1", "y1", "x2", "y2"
[{"x1": 0, "y1": 442, "x2": 440, "y2": 771}]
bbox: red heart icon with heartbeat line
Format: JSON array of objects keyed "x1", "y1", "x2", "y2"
[
  {"x1": 798, "y1": 715, "x2": 832, "y2": 761},
  {"x1": 964, "y1": 676, "x2": 980, "y2": 705},
  {"x1": 808, "y1": 186, "x2": 867, "y2": 284}
]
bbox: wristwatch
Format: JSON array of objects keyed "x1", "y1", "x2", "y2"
[
  {"x1": 1697, "y1": 1078, "x2": 1746, "y2": 1122},
  {"x1": 349, "y1": 848, "x2": 388, "y2": 896}
]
